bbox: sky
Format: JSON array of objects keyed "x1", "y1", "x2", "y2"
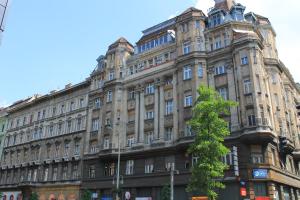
[{"x1": 0, "y1": 0, "x2": 299, "y2": 107}]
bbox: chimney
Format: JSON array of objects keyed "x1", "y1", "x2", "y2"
[{"x1": 214, "y1": 0, "x2": 235, "y2": 11}]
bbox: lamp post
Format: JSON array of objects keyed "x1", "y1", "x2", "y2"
[
  {"x1": 170, "y1": 164, "x2": 179, "y2": 200},
  {"x1": 109, "y1": 119, "x2": 125, "y2": 200}
]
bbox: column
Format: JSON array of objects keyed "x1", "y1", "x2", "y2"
[
  {"x1": 84, "y1": 108, "x2": 93, "y2": 154},
  {"x1": 227, "y1": 66, "x2": 239, "y2": 131},
  {"x1": 173, "y1": 73, "x2": 179, "y2": 140},
  {"x1": 159, "y1": 85, "x2": 165, "y2": 140},
  {"x1": 154, "y1": 84, "x2": 159, "y2": 140},
  {"x1": 139, "y1": 91, "x2": 145, "y2": 143},
  {"x1": 134, "y1": 91, "x2": 140, "y2": 143}
]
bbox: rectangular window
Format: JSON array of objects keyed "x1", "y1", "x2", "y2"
[
  {"x1": 127, "y1": 136, "x2": 135, "y2": 147},
  {"x1": 70, "y1": 101, "x2": 75, "y2": 112},
  {"x1": 244, "y1": 79, "x2": 252, "y2": 94},
  {"x1": 53, "y1": 167, "x2": 58, "y2": 181},
  {"x1": 103, "y1": 137, "x2": 110, "y2": 149},
  {"x1": 95, "y1": 98, "x2": 101, "y2": 109},
  {"x1": 165, "y1": 156, "x2": 175, "y2": 171},
  {"x1": 248, "y1": 115, "x2": 256, "y2": 126},
  {"x1": 185, "y1": 125, "x2": 193, "y2": 136},
  {"x1": 44, "y1": 167, "x2": 48, "y2": 181},
  {"x1": 183, "y1": 41, "x2": 191, "y2": 55},
  {"x1": 107, "y1": 90, "x2": 113, "y2": 102},
  {"x1": 144, "y1": 131, "x2": 154, "y2": 144},
  {"x1": 108, "y1": 70, "x2": 115, "y2": 81},
  {"x1": 215, "y1": 66, "x2": 226, "y2": 75},
  {"x1": 74, "y1": 141, "x2": 80, "y2": 155},
  {"x1": 145, "y1": 159, "x2": 154, "y2": 174},
  {"x1": 89, "y1": 165, "x2": 96, "y2": 178},
  {"x1": 62, "y1": 165, "x2": 68, "y2": 180},
  {"x1": 215, "y1": 39, "x2": 222, "y2": 49},
  {"x1": 198, "y1": 64, "x2": 203, "y2": 78},
  {"x1": 195, "y1": 20, "x2": 200, "y2": 29},
  {"x1": 218, "y1": 87, "x2": 228, "y2": 100},
  {"x1": 271, "y1": 148, "x2": 276, "y2": 166},
  {"x1": 145, "y1": 111, "x2": 154, "y2": 120},
  {"x1": 183, "y1": 66, "x2": 192, "y2": 80},
  {"x1": 92, "y1": 118, "x2": 99, "y2": 131},
  {"x1": 164, "y1": 127, "x2": 173, "y2": 141},
  {"x1": 165, "y1": 100, "x2": 173, "y2": 115},
  {"x1": 126, "y1": 160, "x2": 134, "y2": 175},
  {"x1": 241, "y1": 56, "x2": 249, "y2": 65},
  {"x1": 184, "y1": 95, "x2": 193, "y2": 107},
  {"x1": 72, "y1": 164, "x2": 79, "y2": 179},
  {"x1": 79, "y1": 98, "x2": 84, "y2": 108},
  {"x1": 64, "y1": 142, "x2": 69, "y2": 157},
  {"x1": 254, "y1": 183, "x2": 267, "y2": 197},
  {"x1": 128, "y1": 89, "x2": 136, "y2": 100},
  {"x1": 145, "y1": 83, "x2": 154, "y2": 94}
]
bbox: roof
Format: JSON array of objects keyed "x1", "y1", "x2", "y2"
[
  {"x1": 181, "y1": 7, "x2": 201, "y2": 15},
  {"x1": 108, "y1": 37, "x2": 134, "y2": 50}
]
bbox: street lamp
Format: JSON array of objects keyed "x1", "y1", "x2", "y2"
[
  {"x1": 170, "y1": 164, "x2": 179, "y2": 200},
  {"x1": 108, "y1": 119, "x2": 125, "y2": 200}
]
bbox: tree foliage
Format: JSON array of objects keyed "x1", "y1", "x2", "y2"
[
  {"x1": 187, "y1": 85, "x2": 238, "y2": 200},
  {"x1": 29, "y1": 192, "x2": 38, "y2": 200},
  {"x1": 160, "y1": 184, "x2": 170, "y2": 200},
  {"x1": 82, "y1": 189, "x2": 92, "y2": 200}
]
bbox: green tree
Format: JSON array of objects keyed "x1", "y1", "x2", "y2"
[
  {"x1": 29, "y1": 192, "x2": 38, "y2": 200},
  {"x1": 82, "y1": 189, "x2": 92, "y2": 200},
  {"x1": 160, "y1": 184, "x2": 170, "y2": 200},
  {"x1": 187, "y1": 85, "x2": 237, "y2": 200}
]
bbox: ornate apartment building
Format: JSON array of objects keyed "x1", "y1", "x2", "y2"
[
  {"x1": 0, "y1": 0, "x2": 300, "y2": 200},
  {"x1": 0, "y1": 83, "x2": 89, "y2": 200}
]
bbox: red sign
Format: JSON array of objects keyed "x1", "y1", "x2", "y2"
[
  {"x1": 240, "y1": 187, "x2": 247, "y2": 197},
  {"x1": 192, "y1": 197, "x2": 208, "y2": 200},
  {"x1": 255, "y1": 197, "x2": 270, "y2": 200}
]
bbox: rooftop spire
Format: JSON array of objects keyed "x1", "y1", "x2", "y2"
[{"x1": 214, "y1": 0, "x2": 235, "y2": 11}]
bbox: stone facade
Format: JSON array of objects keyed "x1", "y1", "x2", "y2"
[
  {"x1": 0, "y1": 0, "x2": 300, "y2": 200},
  {"x1": 0, "y1": 82, "x2": 89, "y2": 200},
  {"x1": 0, "y1": 108, "x2": 8, "y2": 165}
]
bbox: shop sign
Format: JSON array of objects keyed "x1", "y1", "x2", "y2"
[
  {"x1": 135, "y1": 198, "x2": 152, "y2": 200},
  {"x1": 253, "y1": 169, "x2": 268, "y2": 179}
]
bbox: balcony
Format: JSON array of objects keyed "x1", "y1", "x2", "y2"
[
  {"x1": 164, "y1": 115, "x2": 173, "y2": 127},
  {"x1": 127, "y1": 122, "x2": 135, "y2": 134},
  {"x1": 145, "y1": 95, "x2": 155, "y2": 106},
  {"x1": 144, "y1": 119, "x2": 154, "y2": 131},
  {"x1": 279, "y1": 136, "x2": 295, "y2": 154},
  {"x1": 127, "y1": 99, "x2": 136, "y2": 110}
]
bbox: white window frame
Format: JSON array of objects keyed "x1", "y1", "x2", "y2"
[
  {"x1": 127, "y1": 136, "x2": 135, "y2": 147},
  {"x1": 145, "y1": 83, "x2": 154, "y2": 94},
  {"x1": 126, "y1": 160, "x2": 134, "y2": 175},
  {"x1": 107, "y1": 90, "x2": 113, "y2": 102},
  {"x1": 165, "y1": 100, "x2": 173, "y2": 115},
  {"x1": 184, "y1": 95, "x2": 193, "y2": 107},
  {"x1": 218, "y1": 87, "x2": 228, "y2": 100},
  {"x1": 198, "y1": 64, "x2": 203, "y2": 78},
  {"x1": 244, "y1": 79, "x2": 252, "y2": 94},
  {"x1": 183, "y1": 66, "x2": 192, "y2": 80},
  {"x1": 103, "y1": 137, "x2": 110, "y2": 149},
  {"x1": 145, "y1": 111, "x2": 154, "y2": 120},
  {"x1": 183, "y1": 41, "x2": 191, "y2": 55},
  {"x1": 108, "y1": 70, "x2": 115, "y2": 81},
  {"x1": 215, "y1": 66, "x2": 225, "y2": 75}
]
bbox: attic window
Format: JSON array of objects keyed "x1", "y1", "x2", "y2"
[{"x1": 212, "y1": 14, "x2": 221, "y2": 27}]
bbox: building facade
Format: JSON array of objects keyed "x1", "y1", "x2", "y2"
[
  {"x1": 0, "y1": 108, "x2": 8, "y2": 164},
  {"x1": 0, "y1": 82, "x2": 89, "y2": 200},
  {"x1": 0, "y1": 0, "x2": 300, "y2": 200}
]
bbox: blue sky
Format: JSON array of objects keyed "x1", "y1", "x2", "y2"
[{"x1": 0, "y1": 0, "x2": 299, "y2": 107}]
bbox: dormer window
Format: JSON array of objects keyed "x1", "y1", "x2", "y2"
[{"x1": 212, "y1": 14, "x2": 221, "y2": 27}]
